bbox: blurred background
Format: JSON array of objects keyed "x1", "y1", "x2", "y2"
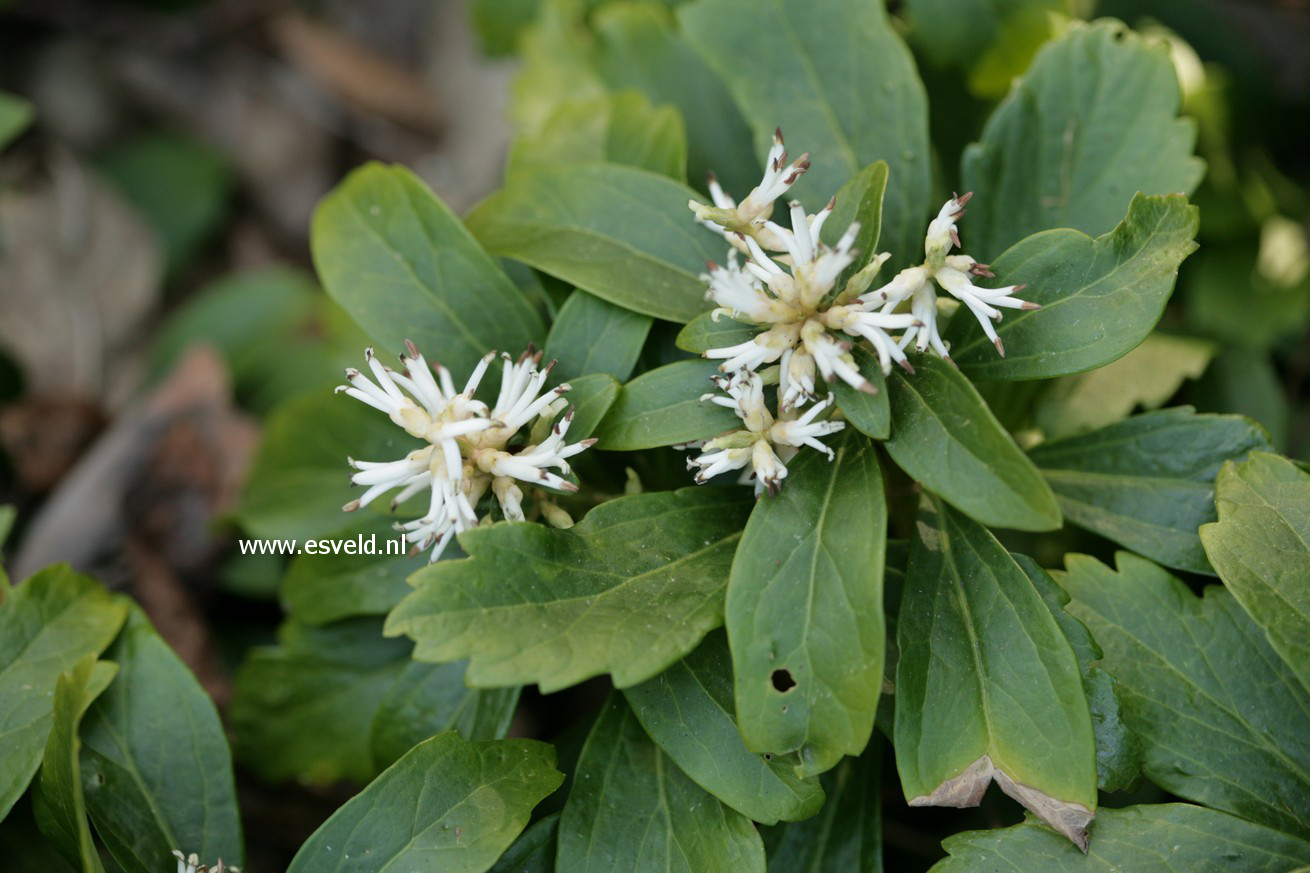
[{"x1": 1, "y1": 0, "x2": 1308, "y2": 869}]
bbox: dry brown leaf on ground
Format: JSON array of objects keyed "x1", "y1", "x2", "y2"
[
  {"x1": 13, "y1": 346, "x2": 258, "y2": 702},
  {"x1": 0, "y1": 149, "x2": 162, "y2": 406}
]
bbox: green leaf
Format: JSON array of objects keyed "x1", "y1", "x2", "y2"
[
  {"x1": 388, "y1": 487, "x2": 752, "y2": 692},
  {"x1": 591, "y1": 2, "x2": 760, "y2": 197},
  {"x1": 236, "y1": 390, "x2": 422, "y2": 541},
  {"x1": 556, "y1": 694, "x2": 765, "y2": 872},
  {"x1": 674, "y1": 313, "x2": 756, "y2": 355},
  {"x1": 312, "y1": 163, "x2": 544, "y2": 375},
  {"x1": 885, "y1": 356, "x2": 1060, "y2": 532},
  {"x1": 831, "y1": 344, "x2": 890, "y2": 440},
  {"x1": 1013, "y1": 554, "x2": 1141, "y2": 793},
  {"x1": 1201, "y1": 452, "x2": 1310, "y2": 692},
  {"x1": 281, "y1": 516, "x2": 422, "y2": 626},
  {"x1": 369, "y1": 661, "x2": 520, "y2": 770},
  {"x1": 623, "y1": 631, "x2": 824, "y2": 825},
  {"x1": 544, "y1": 290, "x2": 652, "y2": 383},
  {"x1": 1030, "y1": 408, "x2": 1272, "y2": 575},
  {"x1": 823, "y1": 160, "x2": 888, "y2": 278},
  {"x1": 78, "y1": 609, "x2": 243, "y2": 873},
  {"x1": 98, "y1": 133, "x2": 232, "y2": 276},
  {"x1": 679, "y1": 0, "x2": 930, "y2": 267},
  {"x1": 229, "y1": 618, "x2": 410, "y2": 785},
  {"x1": 0, "y1": 567, "x2": 127, "y2": 820},
  {"x1": 287, "y1": 732, "x2": 563, "y2": 873},
  {"x1": 510, "y1": 0, "x2": 606, "y2": 136},
  {"x1": 31, "y1": 655, "x2": 116, "y2": 873},
  {"x1": 509, "y1": 91, "x2": 687, "y2": 180},
  {"x1": 728, "y1": 433, "x2": 885, "y2": 779},
  {"x1": 468, "y1": 163, "x2": 723, "y2": 323},
  {"x1": 490, "y1": 813, "x2": 558, "y2": 873},
  {"x1": 961, "y1": 20, "x2": 1204, "y2": 259},
  {"x1": 759, "y1": 737, "x2": 882, "y2": 872},
  {"x1": 470, "y1": 0, "x2": 543, "y2": 55},
  {"x1": 1032, "y1": 333, "x2": 1216, "y2": 440},
  {"x1": 895, "y1": 500, "x2": 1096, "y2": 849},
  {"x1": 0, "y1": 91, "x2": 34, "y2": 151},
  {"x1": 1059, "y1": 552, "x2": 1310, "y2": 835},
  {"x1": 931, "y1": 803, "x2": 1310, "y2": 873},
  {"x1": 944, "y1": 193, "x2": 1200, "y2": 380},
  {"x1": 593, "y1": 359, "x2": 742, "y2": 450},
  {"x1": 563, "y1": 372, "x2": 621, "y2": 440}
]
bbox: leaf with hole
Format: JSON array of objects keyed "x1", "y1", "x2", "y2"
[
  {"x1": 623, "y1": 630, "x2": 824, "y2": 825},
  {"x1": 727, "y1": 433, "x2": 885, "y2": 779}
]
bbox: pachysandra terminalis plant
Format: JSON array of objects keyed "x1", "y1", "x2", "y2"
[{"x1": 12, "y1": 8, "x2": 1307, "y2": 873}]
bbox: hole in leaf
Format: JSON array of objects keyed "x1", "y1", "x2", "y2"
[
  {"x1": 762, "y1": 753, "x2": 772, "y2": 761},
  {"x1": 771, "y1": 669, "x2": 797, "y2": 693}
]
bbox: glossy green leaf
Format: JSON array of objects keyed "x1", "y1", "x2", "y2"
[
  {"x1": 236, "y1": 390, "x2": 422, "y2": 541},
  {"x1": 287, "y1": 733, "x2": 563, "y2": 873},
  {"x1": 509, "y1": 91, "x2": 687, "y2": 180},
  {"x1": 1201, "y1": 452, "x2": 1310, "y2": 691},
  {"x1": 591, "y1": 2, "x2": 759, "y2": 197},
  {"x1": 831, "y1": 344, "x2": 890, "y2": 440},
  {"x1": 624, "y1": 631, "x2": 824, "y2": 825},
  {"x1": 31, "y1": 655, "x2": 115, "y2": 873},
  {"x1": 229, "y1": 618, "x2": 409, "y2": 785},
  {"x1": 562, "y1": 372, "x2": 621, "y2": 441},
  {"x1": 0, "y1": 91, "x2": 34, "y2": 151},
  {"x1": 885, "y1": 356, "x2": 1060, "y2": 532},
  {"x1": 944, "y1": 193, "x2": 1199, "y2": 380},
  {"x1": 312, "y1": 163, "x2": 544, "y2": 374},
  {"x1": 674, "y1": 313, "x2": 756, "y2": 356},
  {"x1": 369, "y1": 661, "x2": 520, "y2": 770},
  {"x1": 556, "y1": 694, "x2": 765, "y2": 872},
  {"x1": 388, "y1": 487, "x2": 752, "y2": 692},
  {"x1": 1030, "y1": 408, "x2": 1272, "y2": 575},
  {"x1": 961, "y1": 20, "x2": 1204, "y2": 259},
  {"x1": 931, "y1": 803, "x2": 1310, "y2": 873},
  {"x1": 1059, "y1": 552, "x2": 1310, "y2": 835},
  {"x1": 0, "y1": 567, "x2": 127, "y2": 820},
  {"x1": 79, "y1": 609, "x2": 243, "y2": 873},
  {"x1": 824, "y1": 160, "x2": 888, "y2": 277},
  {"x1": 896, "y1": 500, "x2": 1096, "y2": 849},
  {"x1": 760, "y1": 738, "x2": 882, "y2": 873},
  {"x1": 467, "y1": 163, "x2": 723, "y2": 323},
  {"x1": 1032, "y1": 333, "x2": 1216, "y2": 439},
  {"x1": 545, "y1": 290, "x2": 652, "y2": 383},
  {"x1": 679, "y1": 0, "x2": 929, "y2": 266},
  {"x1": 1013, "y1": 555, "x2": 1141, "y2": 793},
  {"x1": 490, "y1": 814, "x2": 558, "y2": 873},
  {"x1": 728, "y1": 433, "x2": 885, "y2": 779},
  {"x1": 593, "y1": 359, "x2": 741, "y2": 450}
]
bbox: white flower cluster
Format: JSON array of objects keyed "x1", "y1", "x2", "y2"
[
  {"x1": 173, "y1": 850, "x2": 238, "y2": 873},
  {"x1": 686, "y1": 129, "x2": 1036, "y2": 493},
  {"x1": 338, "y1": 342, "x2": 594, "y2": 561}
]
